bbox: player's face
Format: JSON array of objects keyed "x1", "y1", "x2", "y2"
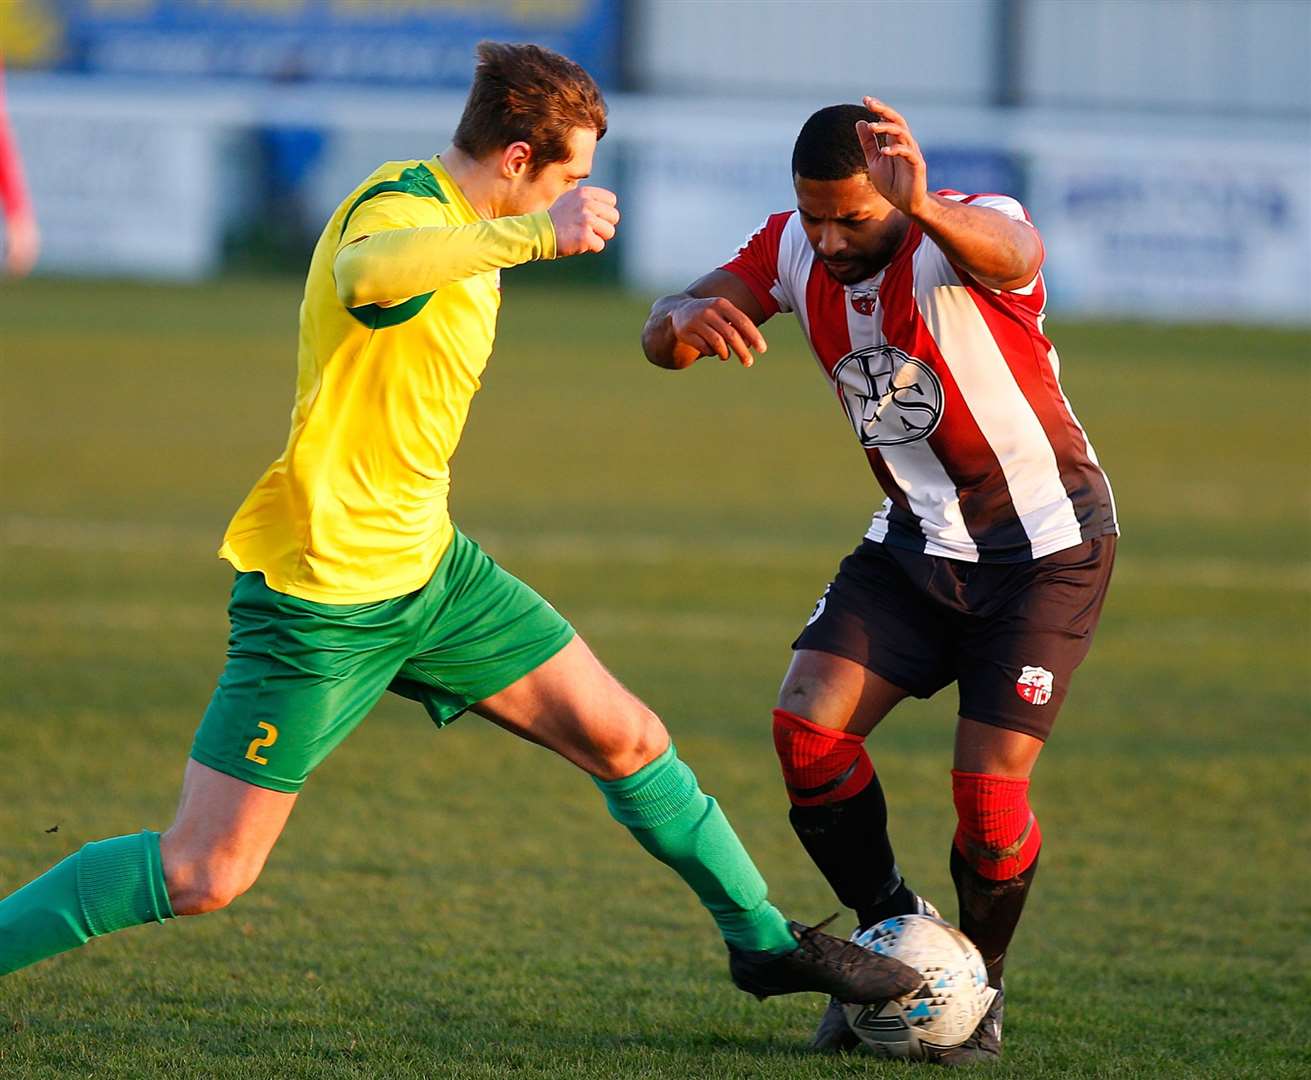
[
  {"x1": 794, "y1": 174, "x2": 907, "y2": 284},
  {"x1": 509, "y1": 126, "x2": 599, "y2": 215}
]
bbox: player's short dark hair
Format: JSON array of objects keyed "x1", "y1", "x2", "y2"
[
  {"x1": 792, "y1": 103, "x2": 879, "y2": 182},
  {"x1": 453, "y1": 41, "x2": 607, "y2": 175}
]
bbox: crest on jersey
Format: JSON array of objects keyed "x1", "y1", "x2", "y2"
[
  {"x1": 849, "y1": 285, "x2": 878, "y2": 316},
  {"x1": 1015, "y1": 666, "x2": 1054, "y2": 706},
  {"x1": 832, "y1": 345, "x2": 944, "y2": 447}
]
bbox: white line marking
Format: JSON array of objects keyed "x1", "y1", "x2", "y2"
[
  {"x1": 0, "y1": 600, "x2": 792, "y2": 642},
  {"x1": 2, "y1": 515, "x2": 1307, "y2": 592}
]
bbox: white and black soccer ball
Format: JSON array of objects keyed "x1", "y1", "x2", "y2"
[{"x1": 842, "y1": 914, "x2": 996, "y2": 1060}]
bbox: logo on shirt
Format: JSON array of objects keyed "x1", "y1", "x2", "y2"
[
  {"x1": 832, "y1": 345, "x2": 944, "y2": 448},
  {"x1": 849, "y1": 285, "x2": 878, "y2": 316},
  {"x1": 1015, "y1": 665, "x2": 1054, "y2": 706}
]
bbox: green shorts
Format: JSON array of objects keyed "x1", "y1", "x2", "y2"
[{"x1": 190, "y1": 528, "x2": 575, "y2": 793}]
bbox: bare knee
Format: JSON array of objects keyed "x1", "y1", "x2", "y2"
[
  {"x1": 591, "y1": 702, "x2": 669, "y2": 781},
  {"x1": 160, "y1": 831, "x2": 265, "y2": 916},
  {"x1": 954, "y1": 718, "x2": 1044, "y2": 778},
  {"x1": 777, "y1": 670, "x2": 825, "y2": 718},
  {"x1": 777, "y1": 650, "x2": 907, "y2": 735}
]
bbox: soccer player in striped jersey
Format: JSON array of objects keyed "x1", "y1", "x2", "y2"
[
  {"x1": 0, "y1": 51, "x2": 918, "y2": 1012},
  {"x1": 642, "y1": 98, "x2": 1118, "y2": 1063}
]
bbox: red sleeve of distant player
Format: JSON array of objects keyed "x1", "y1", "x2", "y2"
[
  {"x1": 721, "y1": 212, "x2": 791, "y2": 318},
  {"x1": 0, "y1": 64, "x2": 34, "y2": 222}
]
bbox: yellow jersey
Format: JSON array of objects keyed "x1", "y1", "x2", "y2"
[{"x1": 219, "y1": 157, "x2": 556, "y2": 602}]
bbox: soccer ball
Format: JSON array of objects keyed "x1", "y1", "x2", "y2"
[{"x1": 842, "y1": 914, "x2": 996, "y2": 1060}]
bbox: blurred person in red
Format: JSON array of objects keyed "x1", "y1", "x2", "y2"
[{"x1": 0, "y1": 57, "x2": 39, "y2": 276}]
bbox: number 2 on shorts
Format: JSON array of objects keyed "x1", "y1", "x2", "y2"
[{"x1": 245, "y1": 721, "x2": 279, "y2": 765}]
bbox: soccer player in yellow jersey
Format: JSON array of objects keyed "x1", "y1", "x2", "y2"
[{"x1": 0, "y1": 43, "x2": 916, "y2": 1010}]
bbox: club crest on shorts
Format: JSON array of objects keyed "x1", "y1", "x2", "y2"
[
  {"x1": 1015, "y1": 665, "x2": 1054, "y2": 706},
  {"x1": 832, "y1": 344, "x2": 944, "y2": 447}
]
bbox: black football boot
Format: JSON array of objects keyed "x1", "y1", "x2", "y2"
[{"x1": 727, "y1": 916, "x2": 920, "y2": 1003}]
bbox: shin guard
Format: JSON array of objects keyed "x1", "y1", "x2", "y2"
[
  {"x1": 0, "y1": 831, "x2": 173, "y2": 975},
  {"x1": 951, "y1": 771, "x2": 1042, "y2": 985},
  {"x1": 772, "y1": 709, "x2": 873, "y2": 807},
  {"x1": 774, "y1": 710, "x2": 905, "y2": 925},
  {"x1": 595, "y1": 744, "x2": 795, "y2": 955},
  {"x1": 951, "y1": 771, "x2": 1042, "y2": 881}
]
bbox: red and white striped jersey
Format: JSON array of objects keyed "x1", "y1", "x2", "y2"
[{"x1": 722, "y1": 193, "x2": 1117, "y2": 563}]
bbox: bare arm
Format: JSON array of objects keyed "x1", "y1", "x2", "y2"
[
  {"x1": 858, "y1": 96, "x2": 1042, "y2": 292},
  {"x1": 641, "y1": 269, "x2": 772, "y2": 371},
  {"x1": 911, "y1": 193, "x2": 1042, "y2": 292}
]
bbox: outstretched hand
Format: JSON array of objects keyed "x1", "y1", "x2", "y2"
[
  {"x1": 670, "y1": 295, "x2": 768, "y2": 367},
  {"x1": 856, "y1": 96, "x2": 928, "y2": 218},
  {"x1": 548, "y1": 186, "x2": 620, "y2": 257}
]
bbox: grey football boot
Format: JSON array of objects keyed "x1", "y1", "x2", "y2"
[{"x1": 811, "y1": 891, "x2": 942, "y2": 1052}]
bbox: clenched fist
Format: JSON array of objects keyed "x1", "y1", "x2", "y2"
[{"x1": 548, "y1": 186, "x2": 620, "y2": 257}]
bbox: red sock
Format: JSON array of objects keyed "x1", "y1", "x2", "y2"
[
  {"x1": 773, "y1": 709, "x2": 874, "y2": 806},
  {"x1": 952, "y1": 770, "x2": 1042, "y2": 881}
]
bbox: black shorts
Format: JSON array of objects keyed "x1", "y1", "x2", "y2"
[{"x1": 792, "y1": 535, "x2": 1116, "y2": 741}]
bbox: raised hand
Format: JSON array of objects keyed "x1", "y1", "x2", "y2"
[
  {"x1": 670, "y1": 295, "x2": 768, "y2": 367},
  {"x1": 856, "y1": 96, "x2": 928, "y2": 217},
  {"x1": 548, "y1": 186, "x2": 620, "y2": 257}
]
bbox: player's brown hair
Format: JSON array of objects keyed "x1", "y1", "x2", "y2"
[{"x1": 453, "y1": 42, "x2": 607, "y2": 174}]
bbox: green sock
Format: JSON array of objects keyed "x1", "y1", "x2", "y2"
[
  {"x1": 595, "y1": 744, "x2": 796, "y2": 955},
  {"x1": 0, "y1": 831, "x2": 174, "y2": 975}
]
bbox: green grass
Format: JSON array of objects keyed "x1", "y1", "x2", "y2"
[{"x1": 1, "y1": 277, "x2": 1309, "y2": 1078}]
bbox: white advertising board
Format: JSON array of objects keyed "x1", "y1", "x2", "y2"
[
  {"x1": 9, "y1": 107, "x2": 224, "y2": 280},
  {"x1": 622, "y1": 133, "x2": 797, "y2": 292},
  {"x1": 623, "y1": 119, "x2": 1311, "y2": 322},
  {"x1": 1025, "y1": 144, "x2": 1311, "y2": 322},
  {"x1": 4, "y1": 79, "x2": 1307, "y2": 323}
]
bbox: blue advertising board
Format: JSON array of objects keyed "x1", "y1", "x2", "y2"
[
  {"x1": 5, "y1": 0, "x2": 621, "y2": 87},
  {"x1": 923, "y1": 148, "x2": 1025, "y2": 204}
]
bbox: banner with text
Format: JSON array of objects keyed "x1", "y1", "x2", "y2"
[{"x1": 0, "y1": 0, "x2": 620, "y2": 87}]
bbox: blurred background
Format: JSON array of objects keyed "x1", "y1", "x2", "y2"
[
  {"x1": 1, "y1": 0, "x2": 1308, "y2": 319},
  {"x1": 0, "y1": 5, "x2": 1308, "y2": 1075}
]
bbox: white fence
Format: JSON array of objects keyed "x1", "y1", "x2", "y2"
[{"x1": 7, "y1": 76, "x2": 1310, "y2": 322}]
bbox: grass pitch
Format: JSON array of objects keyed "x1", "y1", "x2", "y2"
[{"x1": 1, "y1": 277, "x2": 1308, "y2": 1078}]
